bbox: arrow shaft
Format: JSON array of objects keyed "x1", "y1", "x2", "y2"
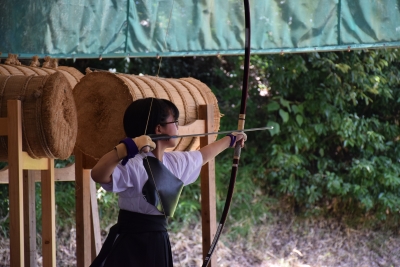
[{"x1": 149, "y1": 126, "x2": 272, "y2": 140}]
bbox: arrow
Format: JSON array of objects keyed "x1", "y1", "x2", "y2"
[{"x1": 148, "y1": 126, "x2": 273, "y2": 140}]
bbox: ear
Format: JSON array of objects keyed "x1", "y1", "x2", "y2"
[{"x1": 155, "y1": 124, "x2": 162, "y2": 134}]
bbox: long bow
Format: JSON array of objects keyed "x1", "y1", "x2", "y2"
[{"x1": 201, "y1": 1, "x2": 251, "y2": 266}]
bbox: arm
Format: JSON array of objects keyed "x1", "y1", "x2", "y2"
[
  {"x1": 91, "y1": 135, "x2": 156, "y2": 184},
  {"x1": 91, "y1": 149, "x2": 120, "y2": 184},
  {"x1": 199, "y1": 133, "x2": 246, "y2": 165}
]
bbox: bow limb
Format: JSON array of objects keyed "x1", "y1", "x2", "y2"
[{"x1": 201, "y1": 1, "x2": 251, "y2": 266}]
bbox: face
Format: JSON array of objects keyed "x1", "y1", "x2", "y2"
[{"x1": 156, "y1": 113, "x2": 179, "y2": 148}]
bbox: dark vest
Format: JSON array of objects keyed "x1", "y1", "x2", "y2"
[{"x1": 142, "y1": 156, "x2": 184, "y2": 217}]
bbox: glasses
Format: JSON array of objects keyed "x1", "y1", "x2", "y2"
[{"x1": 160, "y1": 120, "x2": 179, "y2": 127}]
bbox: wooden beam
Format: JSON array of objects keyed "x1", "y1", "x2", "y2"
[
  {"x1": 22, "y1": 152, "x2": 49, "y2": 170},
  {"x1": 90, "y1": 179, "x2": 101, "y2": 260},
  {"x1": 178, "y1": 120, "x2": 206, "y2": 135},
  {"x1": 41, "y1": 159, "x2": 56, "y2": 267},
  {"x1": 0, "y1": 164, "x2": 76, "y2": 184},
  {"x1": 7, "y1": 100, "x2": 25, "y2": 267},
  {"x1": 75, "y1": 149, "x2": 92, "y2": 267},
  {"x1": 23, "y1": 170, "x2": 36, "y2": 267},
  {"x1": 199, "y1": 105, "x2": 217, "y2": 267}
]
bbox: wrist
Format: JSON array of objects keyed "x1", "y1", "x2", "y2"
[
  {"x1": 114, "y1": 143, "x2": 127, "y2": 160},
  {"x1": 226, "y1": 134, "x2": 236, "y2": 148},
  {"x1": 118, "y1": 138, "x2": 139, "y2": 165}
]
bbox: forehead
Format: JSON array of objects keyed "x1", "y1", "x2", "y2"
[
  {"x1": 165, "y1": 113, "x2": 174, "y2": 120},
  {"x1": 166, "y1": 108, "x2": 178, "y2": 118}
]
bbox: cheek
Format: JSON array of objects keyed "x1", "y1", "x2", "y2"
[
  {"x1": 170, "y1": 138, "x2": 177, "y2": 146},
  {"x1": 168, "y1": 126, "x2": 178, "y2": 135}
]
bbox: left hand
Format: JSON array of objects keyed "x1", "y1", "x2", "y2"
[{"x1": 229, "y1": 132, "x2": 247, "y2": 148}]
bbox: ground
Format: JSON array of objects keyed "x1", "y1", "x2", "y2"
[{"x1": 0, "y1": 211, "x2": 399, "y2": 267}]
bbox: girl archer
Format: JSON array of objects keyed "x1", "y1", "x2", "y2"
[{"x1": 90, "y1": 97, "x2": 246, "y2": 267}]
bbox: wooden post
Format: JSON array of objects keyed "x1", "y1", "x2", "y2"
[
  {"x1": 75, "y1": 149, "x2": 92, "y2": 267},
  {"x1": 199, "y1": 104, "x2": 217, "y2": 267},
  {"x1": 41, "y1": 158, "x2": 55, "y2": 267},
  {"x1": 90, "y1": 179, "x2": 102, "y2": 259},
  {"x1": 7, "y1": 100, "x2": 25, "y2": 267},
  {"x1": 23, "y1": 170, "x2": 36, "y2": 267}
]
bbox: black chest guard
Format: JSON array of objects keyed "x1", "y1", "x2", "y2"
[{"x1": 142, "y1": 157, "x2": 184, "y2": 217}]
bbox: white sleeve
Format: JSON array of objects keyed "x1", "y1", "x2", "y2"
[
  {"x1": 100, "y1": 156, "x2": 148, "y2": 193},
  {"x1": 168, "y1": 151, "x2": 203, "y2": 185}
]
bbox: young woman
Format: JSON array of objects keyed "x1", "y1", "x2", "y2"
[{"x1": 90, "y1": 97, "x2": 246, "y2": 267}]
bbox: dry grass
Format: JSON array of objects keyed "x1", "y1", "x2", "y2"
[{"x1": 0, "y1": 212, "x2": 399, "y2": 267}]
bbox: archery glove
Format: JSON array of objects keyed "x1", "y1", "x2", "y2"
[{"x1": 115, "y1": 135, "x2": 156, "y2": 165}]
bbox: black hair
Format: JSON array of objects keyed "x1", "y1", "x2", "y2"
[{"x1": 123, "y1": 98, "x2": 179, "y2": 138}]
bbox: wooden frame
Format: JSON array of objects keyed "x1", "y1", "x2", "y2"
[{"x1": 0, "y1": 100, "x2": 55, "y2": 267}]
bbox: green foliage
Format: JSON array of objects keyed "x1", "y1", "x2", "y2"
[
  {"x1": 0, "y1": 160, "x2": 77, "y2": 236},
  {"x1": 0, "y1": 185, "x2": 9, "y2": 236},
  {"x1": 35, "y1": 182, "x2": 77, "y2": 232},
  {"x1": 248, "y1": 49, "x2": 400, "y2": 223},
  {"x1": 96, "y1": 185, "x2": 120, "y2": 228},
  {"x1": 55, "y1": 156, "x2": 75, "y2": 168}
]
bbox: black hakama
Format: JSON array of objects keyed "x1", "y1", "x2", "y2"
[{"x1": 90, "y1": 209, "x2": 173, "y2": 267}]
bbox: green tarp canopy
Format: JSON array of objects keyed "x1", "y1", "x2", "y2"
[{"x1": 1, "y1": 0, "x2": 400, "y2": 59}]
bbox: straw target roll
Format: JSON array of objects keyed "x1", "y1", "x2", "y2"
[
  {"x1": 0, "y1": 64, "x2": 84, "y2": 89},
  {"x1": 0, "y1": 72, "x2": 78, "y2": 160},
  {"x1": 73, "y1": 71, "x2": 220, "y2": 160}
]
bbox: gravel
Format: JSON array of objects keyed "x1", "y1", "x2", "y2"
[{"x1": 1, "y1": 212, "x2": 399, "y2": 267}]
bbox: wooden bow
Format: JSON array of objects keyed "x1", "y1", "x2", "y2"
[{"x1": 201, "y1": 1, "x2": 251, "y2": 266}]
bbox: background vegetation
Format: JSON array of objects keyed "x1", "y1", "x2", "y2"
[{"x1": 1, "y1": 48, "x2": 400, "y2": 238}]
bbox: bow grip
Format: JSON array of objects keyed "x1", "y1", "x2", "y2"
[{"x1": 233, "y1": 141, "x2": 242, "y2": 159}]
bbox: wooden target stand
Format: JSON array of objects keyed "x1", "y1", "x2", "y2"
[
  {"x1": 0, "y1": 101, "x2": 218, "y2": 267},
  {"x1": 0, "y1": 99, "x2": 102, "y2": 267},
  {"x1": 0, "y1": 100, "x2": 56, "y2": 267}
]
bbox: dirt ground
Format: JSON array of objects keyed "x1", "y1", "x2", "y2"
[{"x1": 0, "y1": 212, "x2": 399, "y2": 267}]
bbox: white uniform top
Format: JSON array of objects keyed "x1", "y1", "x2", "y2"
[{"x1": 100, "y1": 151, "x2": 203, "y2": 215}]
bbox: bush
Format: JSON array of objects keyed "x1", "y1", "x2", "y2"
[{"x1": 249, "y1": 50, "x2": 400, "y2": 223}]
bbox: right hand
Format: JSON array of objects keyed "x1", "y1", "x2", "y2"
[{"x1": 133, "y1": 135, "x2": 156, "y2": 153}]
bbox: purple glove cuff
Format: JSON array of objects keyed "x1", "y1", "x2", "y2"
[
  {"x1": 119, "y1": 138, "x2": 139, "y2": 166},
  {"x1": 226, "y1": 134, "x2": 237, "y2": 148}
]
